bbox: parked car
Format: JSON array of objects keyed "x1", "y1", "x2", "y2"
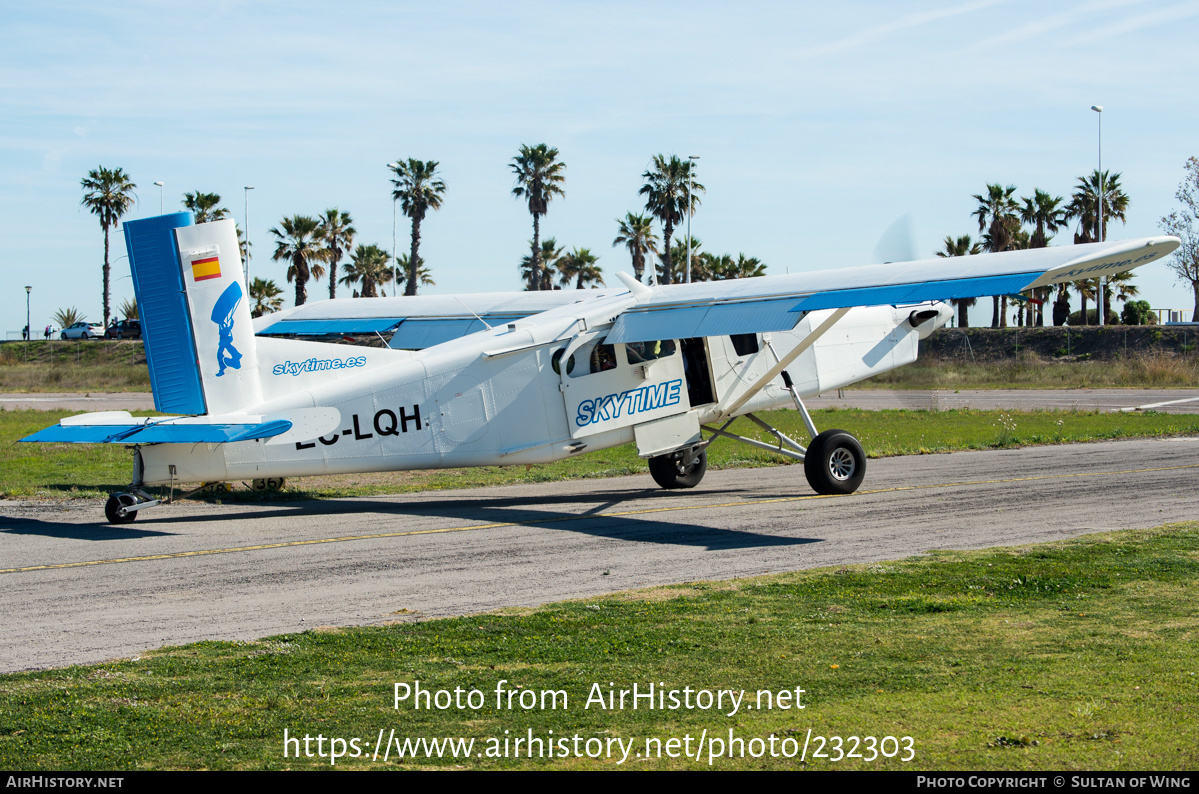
[
  {"x1": 60, "y1": 322, "x2": 104, "y2": 340},
  {"x1": 105, "y1": 319, "x2": 141, "y2": 339}
]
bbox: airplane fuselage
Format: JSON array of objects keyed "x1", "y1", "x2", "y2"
[{"x1": 138, "y1": 293, "x2": 946, "y2": 485}]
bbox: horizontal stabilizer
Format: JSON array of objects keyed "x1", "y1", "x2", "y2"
[
  {"x1": 22, "y1": 405, "x2": 341, "y2": 446},
  {"x1": 22, "y1": 419, "x2": 291, "y2": 445}
]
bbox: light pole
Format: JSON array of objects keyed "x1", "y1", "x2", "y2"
[
  {"x1": 386, "y1": 162, "x2": 399, "y2": 294},
  {"x1": 24, "y1": 285, "x2": 31, "y2": 360},
  {"x1": 243, "y1": 186, "x2": 254, "y2": 292},
  {"x1": 686, "y1": 155, "x2": 699, "y2": 284},
  {"x1": 153, "y1": 181, "x2": 163, "y2": 214},
  {"x1": 1091, "y1": 105, "x2": 1104, "y2": 325}
]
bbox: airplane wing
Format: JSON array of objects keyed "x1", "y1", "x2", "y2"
[
  {"x1": 254, "y1": 290, "x2": 619, "y2": 349},
  {"x1": 606, "y1": 237, "x2": 1179, "y2": 343}
]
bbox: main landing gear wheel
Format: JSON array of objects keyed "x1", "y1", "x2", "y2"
[
  {"x1": 104, "y1": 493, "x2": 138, "y2": 524},
  {"x1": 648, "y1": 448, "x2": 707, "y2": 490},
  {"x1": 803, "y1": 429, "x2": 866, "y2": 495}
]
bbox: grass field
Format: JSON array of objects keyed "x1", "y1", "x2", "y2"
[
  {"x1": 3, "y1": 340, "x2": 1199, "y2": 392},
  {"x1": 1, "y1": 522, "x2": 1195, "y2": 770},
  {"x1": 4, "y1": 407, "x2": 1199, "y2": 501}
]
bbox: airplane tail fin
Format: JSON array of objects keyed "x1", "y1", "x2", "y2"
[{"x1": 123, "y1": 214, "x2": 262, "y2": 416}]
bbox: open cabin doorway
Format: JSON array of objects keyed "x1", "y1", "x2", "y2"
[{"x1": 680, "y1": 337, "x2": 715, "y2": 406}]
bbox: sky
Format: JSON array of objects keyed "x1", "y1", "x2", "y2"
[{"x1": 3, "y1": 0, "x2": 1199, "y2": 333}]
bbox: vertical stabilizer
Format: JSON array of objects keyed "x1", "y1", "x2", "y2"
[
  {"x1": 175, "y1": 221, "x2": 263, "y2": 414},
  {"x1": 123, "y1": 215, "x2": 262, "y2": 416},
  {"x1": 124, "y1": 212, "x2": 206, "y2": 414}
]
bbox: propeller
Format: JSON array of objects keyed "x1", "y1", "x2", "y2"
[{"x1": 873, "y1": 214, "x2": 916, "y2": 264}]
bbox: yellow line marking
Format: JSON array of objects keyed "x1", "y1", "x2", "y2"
[{"x1": 6, "y1": 462, "x2": 1199, "y2": 575}]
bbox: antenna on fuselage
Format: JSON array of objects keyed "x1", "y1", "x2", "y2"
[{"x1": 451, "y1": 295, "x2": 493, "y2": 330}]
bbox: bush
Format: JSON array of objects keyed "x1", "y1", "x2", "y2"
[
  {"x1": 1067, "y1": 308, "x2": 1118, "y2": 326},
  {"x1": 1122, "y1": 300, "x2": 1155, "y2": 325}
]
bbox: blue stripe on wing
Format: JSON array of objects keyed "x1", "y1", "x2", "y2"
[{"x1": 790, "y1": 272, "x2": 1040, "y2": 312}]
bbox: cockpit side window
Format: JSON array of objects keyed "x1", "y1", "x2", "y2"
[
  {"x1": 729, "y1": 333, "x2": 760, "y2": 356},
  {"x1": 625, "y1": 339, "x2": 677, "y2": 363},
  {"x1": 567, "y1": 338, "x2": 617, "y2": 377}
]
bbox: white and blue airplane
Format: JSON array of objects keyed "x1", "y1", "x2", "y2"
[{"x1": 22, "y1": 212, "x2": 1179, "y2": 523}]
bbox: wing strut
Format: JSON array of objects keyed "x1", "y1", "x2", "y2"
[{"x1": 714, "y1": 306, "x2": 850, "y2": 424}]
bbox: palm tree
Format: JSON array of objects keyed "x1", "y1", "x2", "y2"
[
  {"x1": 340, "y1": 244, "x2": 394, "y2": 298},
  {"x1": 718, "y1": 254, "x2": 767, "y2": 280},
  {"x1": 80, "y1": 166, "x2": 137, "y2": 327},
  {"x1": 271, "y1": 215, "x2": 327, "y2": 307},
  {"x1": 318, "y1": 208, "x2": 356, "y2": 300},
  {"x1": 520, "y1": 238, "x2": 564, "y2": 291},
  {"x1": 667, "y1": 236, "x2": 706, "y2": 283},
  {"x1": 236, "y1": 224, "x2": 250, "y2": 266},
  {"x1": 699, "y1": 253, "x2": 729, "y2": 282},
  {"x1": 1107, "y1": 270, "x2": 1139, "y2": 323},
  {"x1": 119, "y1": 297, "x2": 138, "y2": 320},
  {"x1": 612, "y1": 213, "x2": 658, "y2": 283},
  {"x1": 972, "y1": 184, "x2": 1020, "y2": 327},
  {"x1": 390, "y1": 160, "x2": 446, "y2": 296},
  {"x1": 1017, "y1": 191, "x2": 1066, "y2": 326},
  {"x1": 510, "y1": 144, "x2": 566, "y2": 291},
  {"x1": 558, "y1": 248, "x2": 604, "y2": 289},
  {"x1": 1021, "y1": 189, "x2": 1068, "y2": 249},
  {"x1": 937, "y1": 234, "x2": 982, "y2": 327},
  {"x1": 248, "y1": 278, "x2": 284, "y2": 317},
  {"x1": 1067, "y1": 170, "x2": 1129, "y2": 244},
  {"x1": 182, "y1": 191, "x2": 228, "y2": 223},
  {"x1": 641, "y1": 155, "x2": 703, "y2": 285},
  {"x1": 397, "y1": 254, "x2": 436, "y2": 290},
  {"x1": 1067, "y1": 171, "x2": 1130, "y2": 325},
  {"x1": 53, "y1": 307, "x2": 85, "y2": 330},
  {"x1": 1052, "y1": 282, "x2": 1072, "y2": 326}
]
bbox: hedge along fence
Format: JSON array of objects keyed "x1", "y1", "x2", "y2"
[{"x1": 921, "y1": 326, "x2": 1199, "y2": 362}]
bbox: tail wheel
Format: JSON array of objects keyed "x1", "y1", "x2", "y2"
[
  {"x1": 104, "y1": 493, "x2": 138, "y2": 524},
  {"x1": 648, "y1": 448, "x2": 707, "y2": 490},
  {"x1": 804, "y1": 429, "x2": 866, "y2": 495}
]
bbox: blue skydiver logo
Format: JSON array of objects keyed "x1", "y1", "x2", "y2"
[{"x1": 211, "y1": 281, "x2": 244, "y2": 377}]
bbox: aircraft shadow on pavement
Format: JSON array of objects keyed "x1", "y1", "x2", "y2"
[
  {"x1": 6, "y1": 486, "x2": 823, "y2": 551},
  {"x1": 0, "y1": 516, "x2": 175, "y2": 541}
]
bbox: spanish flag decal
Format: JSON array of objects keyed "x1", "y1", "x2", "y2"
[{"x1": 191, "y1": 256, "x2": 222, "y2": 282}]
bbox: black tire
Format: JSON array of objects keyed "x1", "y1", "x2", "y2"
[
  {"x1": 104, "y1": 493, "x2": 138, "y2": 524},
  {"x1": 648, "y1": 448, "x2": 707, "y2": 490},
  {"x1": 804, "y1": 429, "x2": 866, "y2": 495}
]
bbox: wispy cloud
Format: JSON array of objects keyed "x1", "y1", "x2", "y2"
[
  {"x1": 1063, "y1": 0, "x2": 1199, "y2": 45},
  {"x1": 801, "y1": 0, "x2": 1007, "y2": 57},
  {"x1": 973, "y1": 0, "x2": 1148, "y2": 48}
]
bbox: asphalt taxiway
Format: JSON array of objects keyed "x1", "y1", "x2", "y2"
[{"x1": 2, "y1": 436, "x2": 1197, "y2": 672}]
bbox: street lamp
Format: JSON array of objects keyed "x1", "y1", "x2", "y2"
[
  {"x1": 1091, "y1": 105, "x2": 1104, "y2": 325},
  {"x1": 244, "y1": 186, "x2": 254, "y2": 292},
  {"x1": 24, "y1": 285, "x2": 31, "y2": 360},
  {"x1": 686, "y1": 155, "x2": 700, "y2": 284},
  {"x1": 153, "y1": 181, "x2": 163, "y2": 214},
  {"x1": 386, "y1": 162, "x2": 399, "y2": 294}
]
